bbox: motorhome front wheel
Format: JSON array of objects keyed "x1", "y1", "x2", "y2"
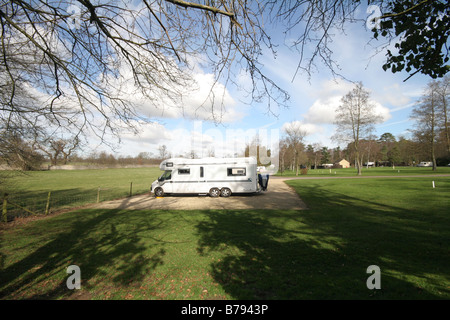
[{"x1": 154, "y1": 187, "x2": 164, "y2": 197}]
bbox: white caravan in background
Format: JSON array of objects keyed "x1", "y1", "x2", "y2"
[
  {"x1": 417, "y1": 161, "x2": 433, "y2": 167},
  {"x1": 151, "y1": 157, "x2": 269, "y2": 197}
]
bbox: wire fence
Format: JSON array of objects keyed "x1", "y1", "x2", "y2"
[{"x1": 2, "y1": 182, "x2": 151, "y2": 222}]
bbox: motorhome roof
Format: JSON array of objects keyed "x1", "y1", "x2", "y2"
[{"x1": 160, "y1": 157, "x2": 256, "y2": 167}]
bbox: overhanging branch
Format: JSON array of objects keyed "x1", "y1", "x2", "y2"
[{"x1": 165, "y1": 0, "x2": 242, "y2": 29}]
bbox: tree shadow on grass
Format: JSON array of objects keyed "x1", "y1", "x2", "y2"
[
  {"x1": 0, "y1": 209, "x2": 165, "y2": 299},
  {"x1": 195, "y1": 183, "x2": 450, "y2": 299}
]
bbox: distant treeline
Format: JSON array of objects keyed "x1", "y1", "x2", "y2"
[{"x1": 69, "y1": 151, "x2": 162, "y2": 167}]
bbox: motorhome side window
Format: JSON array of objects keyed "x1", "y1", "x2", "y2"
[
  {"x1": 227, "y1": 168, "x2": 246, "y2": 176},
  {"x1": 178, "y1": 169, "x2": 190, "y2": 175}
]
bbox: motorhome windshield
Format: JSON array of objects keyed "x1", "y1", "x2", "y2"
[{"x1": 159, "y1": 170, "x2": 172, "y2": 181}]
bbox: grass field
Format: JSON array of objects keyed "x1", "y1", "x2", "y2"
[
  {"x1": 2, "y1": 166, "x2": 449, "y2": 218},
  {"x1": 277, "y1": 165, "x2": 450, "y2": 177},
  {"x1": 1, "y1": 167, "x2": 161, "y2": 217},
  {"x1": 0, "y1": 169, "x2": 449, "y2": 300}
]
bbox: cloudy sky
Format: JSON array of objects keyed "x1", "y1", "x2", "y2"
[{"x1": 93, "y1": 3, "x2": 432, "y2": 159}]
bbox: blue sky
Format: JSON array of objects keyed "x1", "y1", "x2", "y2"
[{"x1": 99, "y1": 4, "x2": 432, "y2": 159}]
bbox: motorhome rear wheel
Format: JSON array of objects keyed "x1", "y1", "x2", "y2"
[{"x1": 220, "y1": 188, "x2": 232, "y2": 197}]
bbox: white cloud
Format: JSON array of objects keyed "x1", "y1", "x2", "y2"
[
  {"x1": 374, "y1": 83, "x2": 411, "y2": 109},
  {"x1": 303, "y1": 96, "x2": 341, "y2": 124},
  {"x1": 301, "y1": 80, "x2": 355, "y2": 125},
  {"x1": 113, "y1": 119, "x2": 283, "y2": 158},
  {"x1": 120, "y1": 122, "x2": 174, "y2": 144},
  {"x1": 302, "y1": 79, "x2": 391, "y2": 125},
  {"x1": 313, "y1": 79, "x2": 355, "y2": 98},
  {"x1": 281, "y1": 120, "x2": 324, "y2": 135},
  {"x1": 104, "y1": 58, "x2": 244, "y2": 124},
  {"x1": 372, "y1": 101, "x2": 391, "y2": 122}
]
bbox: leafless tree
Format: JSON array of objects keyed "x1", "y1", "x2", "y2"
[
  {"x1": 0, "y1": 0, "x2": 292, "y2": 145},
  {"x1": 278, "y1": 138, "x2": 288, "y2": 174},
  {"x1": 333, "y1": 82, "x2": 382, "y2": 175},
  {"x1": 284, "y1": 122, "x2": 308, "y2": 176},
  {"x1": 0, "y1": 129, "x2": 43, "y2": 170},
  {"x1": 436, "y1": 75, "x2": 450, "y2": 154},
  {"x1": 206, "y1": 146, "x2": 215, "y2": 158},
  {"x1": 0, "y1": 1, "x2": 390, "y2": 143},
  {"x1": 266, "y1": 0, "x2": 362, "y2": 80},
  {"x1": 1, "y1": 0, "x2": 446, "y2": 157},
  {"x1": 411, "y1": 80, "x2": 441, "y2": 171},
  {"x1": 361, "y1": 134, "x2": 378, "y2": 168},
  {"x1": 35, "y1": 136, "x2": 80, "y2": 165},
  {"x1": 158, "y1": 144, "x2": 168, "y2": 159}
]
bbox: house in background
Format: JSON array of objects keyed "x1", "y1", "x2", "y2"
[{"x1": 334, "y1": 159, "x2": 350, "y2": 168}]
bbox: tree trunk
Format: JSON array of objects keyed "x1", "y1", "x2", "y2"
[
  {"x1": 355, "y1": 152, "x2": 362, "y2": 175},
  {"x1": 354, "y1": 140, "x2": 362, "y2": 175},
  {"x1": 431, "y1": 95, "x2": 437, "y2": 171},
  {"x1": 444, "y1": 100, "x2": 450, "y2": 155}
]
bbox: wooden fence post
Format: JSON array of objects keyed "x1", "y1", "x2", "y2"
[
  {"x1": 129, "y1": 182, "x2": 133, "y2": 197},
  {"x1": 45, "y1": 191, "x2": 51, "y2": 215},
  {"x1": 97, "y1": 187, "x2": 100, "y2": 203},
  {"x1": 2, "y1": 193, "x2": 8, "y2": 223}
]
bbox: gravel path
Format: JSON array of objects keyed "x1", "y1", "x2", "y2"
[{"x1": 94, "y1": 177, "x2": 308, "y2": 210}]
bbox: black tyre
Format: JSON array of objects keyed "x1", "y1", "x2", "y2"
[
  {"x1": 220, "y1": 188, "x2": 232, "y2": 197},
  {"x1": 154, "y1": 187, "x2": 164, "y2": 197},
  {"x1": 209, "y1": 187, "x2": 220, "y2": 197}
]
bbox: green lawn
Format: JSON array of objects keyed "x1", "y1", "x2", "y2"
[
  {"x1": 1, "y1": 176, "x2": 449, "y2": 299},
  {"x1": 277, "y1": 165, "x2": 450, "y2": 177},
  {"x1": 2, "y1": 166, "x2": 449, "y2": 219},
  {"x1": 285, "y1": 177, "x2": 450, "y2": 299},
  {"x1": 1, "y1": 167, "x2": 161, "y2": 217}
]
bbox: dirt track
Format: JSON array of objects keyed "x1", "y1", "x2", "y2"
[{"x1": 94, "y1": 177, "x2": 308, "y2": 210}]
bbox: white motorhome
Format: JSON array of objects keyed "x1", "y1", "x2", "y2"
[
  {"x1": 418, "y1": 161, "x2": 433, "y2": 167},
  {"x1": 151, "y1": 157, "x2": 268, "y2": 197}
]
